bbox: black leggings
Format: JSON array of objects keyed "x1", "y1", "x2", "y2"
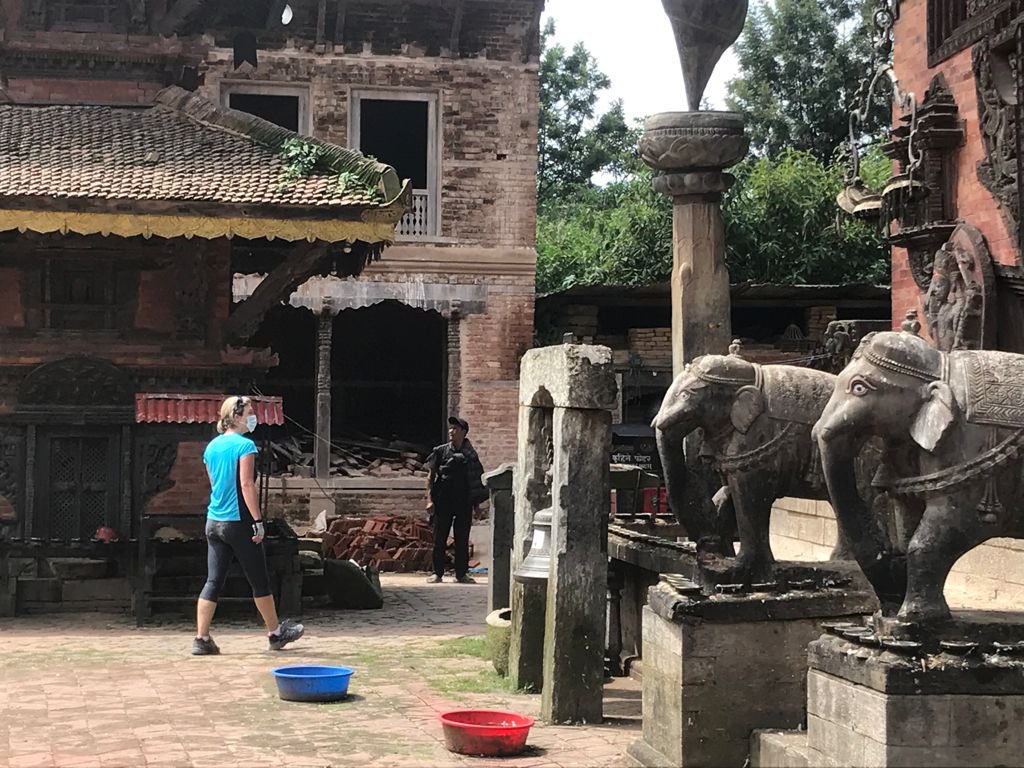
[{"x1": 200, "y1": 520, "x2": 272, "y2": 601}]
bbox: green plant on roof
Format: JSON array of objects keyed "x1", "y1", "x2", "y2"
[
  {"x1": 332, "y1": 170, "x2": 384, "y2": 202},
  {"x1": 278, "y1": 137, "x2": 325, "y2": 190}
]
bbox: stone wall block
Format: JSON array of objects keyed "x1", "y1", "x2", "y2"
[{"x1": 518, "y1": 345, "x2": 617, "y2": 410}]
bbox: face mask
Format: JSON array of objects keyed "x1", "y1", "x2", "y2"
[{"x1": 245, "y1": 415, "x2": 258, "y2": 433}]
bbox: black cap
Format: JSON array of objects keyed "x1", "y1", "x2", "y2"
[{"x1": 448, "y1": 415, "x2": 469, "y2": 433}]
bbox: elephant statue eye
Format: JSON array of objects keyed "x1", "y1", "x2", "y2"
[{"x1": 847, "y1": 376, "x2": 876, "y2": 397}]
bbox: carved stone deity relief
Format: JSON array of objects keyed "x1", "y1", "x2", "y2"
[
  {"x1": 923, "y1": 224, "x2": 997, "y2": 351},
  {"x1": 973, "y1": 33, "x2": 1021, "y2": 250}
]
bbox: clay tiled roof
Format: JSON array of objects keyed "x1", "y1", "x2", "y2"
[
  {"x1": 0, "y1": 86, "x2": 409, "y2": 243},
  {"x1": 135, "y1": 393, "x2": 285, "y2": 426}
]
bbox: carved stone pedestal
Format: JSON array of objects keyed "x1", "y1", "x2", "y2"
[
  {"x1": 751, "y1": 632, "x2": 1024, "y2": 768},
  {"x1": 628, "y1": 575, "x2": 875, "y2": 768}
]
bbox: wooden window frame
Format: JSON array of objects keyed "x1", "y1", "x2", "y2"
[
  {"x1": 219, "y1": 82, "x2": 313, "y2": 136},
  {"x1": 348, "y1": 88, "x2": 443, "y2": 241}
]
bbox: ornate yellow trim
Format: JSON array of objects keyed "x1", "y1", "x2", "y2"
[{"x1": 0, "y1": 208, "x2": 401, "y2": 244}]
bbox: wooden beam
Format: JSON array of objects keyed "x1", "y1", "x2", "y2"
[
  {"x1": 224, "y1": 241, "x2": 330, "y2": 343},
  {"x1": 333, "y1": 0, "x2": 347, "y2": 45},
  {"x1": 157, "y1": 0, "x2": 207, "y2": 35},
  {"x1": 314, "y1": 308, "x2": 333, "y2": 479},
  {"x1": 448, "y1": 0, "x2": 465, "y2": 57},
  {"x1": 316, "y1": 0, "x2": 328, "y2": 45}
]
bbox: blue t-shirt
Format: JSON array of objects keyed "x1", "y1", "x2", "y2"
[{"x1": 203, "y1": 432, "x2": 259, "y2": 522}]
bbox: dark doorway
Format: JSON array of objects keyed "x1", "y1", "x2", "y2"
[
  {"x1": 254, "y1": 302, "x2": 446, "y2": 448},
  {"x1": 34, "y1": 429, "x2": 121, "y2": 539},
  {"x1": 358, "y1": 100, "x2": 429, "y2": 188},
  {"x1": 229, "y1": 93, "x2": 300, "y2": 132},
  {"x1": 334, "y1": 302, "x2": 445, "y2": 447},
  {"x1": 252, "y1": 305, "x2": 318, "y2": 431}
]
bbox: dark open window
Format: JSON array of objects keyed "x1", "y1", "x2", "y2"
[
  {"x1": 928, "y1": 0, "x2": 970, "y2": 65},
  {"x1": 358, "y1": 99, "x2": 430, "y2": 189},
  {"x1": 228, "y1": 93, "x2": 301, "y2": 133}
]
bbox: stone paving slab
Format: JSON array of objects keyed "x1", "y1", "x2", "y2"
[{"x1": 0, "y1": 574, "x2": 640, "y2": 767}]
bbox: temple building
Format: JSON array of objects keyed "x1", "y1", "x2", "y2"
[{"x1": 0, "y1": 0, "x2": 541, "y2": 613}]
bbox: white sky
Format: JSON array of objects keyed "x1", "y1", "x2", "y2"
[{"x1": 542, "y1": 0, "x2": 742, "y2": 122}]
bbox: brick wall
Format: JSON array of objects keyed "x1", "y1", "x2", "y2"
[
  {"x1": 135, "y1": 268, "x2": 175, "y2": 333},
  {"x1": 198, "y1": 50, "x2": 538, "y2": 251},
  {"x1": 891, "y1": 0, "x2": 1016, "y2": 327},
  {"x1": 459, "y1": 279, "x2": 534, "y2": 468},
  {"x1": 6, "y1": 77, "x2": 161, "y2": 105},
  {"x1": 0, "y1": 268, "x2": 23, "y2": 328},
  {"x1": 145, "y1": 441, "x2": 209, "y2": 515},
  {"x1": 628, "y1": 328, "x2": 672, "y2": 366}
]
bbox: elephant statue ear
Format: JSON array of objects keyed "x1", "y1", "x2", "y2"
[
  {"x1": 910, "y1": 381, "x2": 957, "y2": 453},
  {"x1": 730, "y1": 385, "x2": 765, "y2": 435}
]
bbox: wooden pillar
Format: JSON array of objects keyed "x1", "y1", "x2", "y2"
[
  {"x1": 446, "y1": 305, "x2": 462, "y2": 421},
  {"x1": 314, "y1": 309, "x2": 333, "y2": 479},
  {"x1": 668, "y1": 193, "x2": 732, "y2": 376}
]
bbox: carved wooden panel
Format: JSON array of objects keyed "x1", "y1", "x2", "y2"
[
  {"x1": 19, "y1": 357, "x2": 134, "y2": 408},
  {"x1": 0, "y1": 427, "x2": 24, "y2": 520}
]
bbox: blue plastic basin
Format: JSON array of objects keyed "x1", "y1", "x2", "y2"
[{"x1": 272, "y1": 665, "x2": 354, "y2": 703}]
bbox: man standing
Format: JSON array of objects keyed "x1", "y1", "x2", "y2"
[{"x1": 425, "y1": 415, "x2": 486, "y2": 583}]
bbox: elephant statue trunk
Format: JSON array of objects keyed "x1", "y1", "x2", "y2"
[
  {"x1": 814, "y1": 421, "x2": 906, "y2": 608},
  {"x1": 655, "y1": 421, "x2": 736, "y2": 557}
]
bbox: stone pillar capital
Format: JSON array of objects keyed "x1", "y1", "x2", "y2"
[{"x1": 652, "y1": 170, "x2": 736, "y2": 200}]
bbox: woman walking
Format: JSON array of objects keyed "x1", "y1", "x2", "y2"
[{"x1": 192, "y1": 396, "x2": 305, "y2": 655}]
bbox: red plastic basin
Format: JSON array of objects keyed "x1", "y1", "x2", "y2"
[{"x1": 438, "y1": 709, "x2": 535, "y2": 757}]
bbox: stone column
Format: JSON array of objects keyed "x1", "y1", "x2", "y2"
[
  {"x1": 314, "y1": 308, "x2": 333, "y2": 479},
  {"x1": 515, "y1": 344, "x2": 617, "y2": 724},
  {"x1": 641, "y1": 112, "x2": 748, "y2": 374},
  {"x1": 542, "y1": 405, "x2": 611, "y2": 723}
]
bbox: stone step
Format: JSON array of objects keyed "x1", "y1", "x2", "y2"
[{"x1": 750, "y1": 729, "x2": 827, "y2": 768}]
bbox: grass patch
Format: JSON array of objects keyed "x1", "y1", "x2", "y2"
[
  {"x1": 430, "y1": 669, "x2": 519, "y2": 696},
  {"x1": 433, "y1": 635, "x2": 491, "y2": 660}
]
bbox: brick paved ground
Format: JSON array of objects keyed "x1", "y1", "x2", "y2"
[{"x1": 0, "y1": 574, "x2": 640, "y2": 768}]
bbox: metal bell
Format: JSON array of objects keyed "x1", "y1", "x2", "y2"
[{"x1": 513, "y1": 506, "x2": 554, "y2": 583}]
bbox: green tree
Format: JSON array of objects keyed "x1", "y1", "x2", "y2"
[
  {"x1": 723, "y1": 148, "x2": 890, "y2": 284},
  {"x1": 725, "y1": 0, "x2": 887, "y2": 162},
  {"x1": 535, "y1": 150, "x2": 890, "y2": 293},
  {"x1": 537, "y1": 19, "x2": 638, "y2": 203}
]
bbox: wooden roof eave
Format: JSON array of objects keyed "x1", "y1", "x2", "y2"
[{"x1": 0, "y1": 184, "x2": 410, "y2": 244}]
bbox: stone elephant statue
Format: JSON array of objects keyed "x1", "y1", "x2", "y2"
[
  {"x1": 654, "y1": 349, "x2": 890, "y2": 584},
  {"x1": 814, "y1": 319, "x2": 1024, "y2": 624}
]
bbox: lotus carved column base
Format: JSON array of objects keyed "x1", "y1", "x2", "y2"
[{"x1": 640, "y1": 111, "x2": 749, "y2": 187}]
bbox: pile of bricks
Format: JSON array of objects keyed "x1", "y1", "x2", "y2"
[
  {"x1": 319, "y1": 515, "x2": 478, "y2": 572},
  {"x1": 627, "y1": 327, "x2": 673, "y2": 364}
]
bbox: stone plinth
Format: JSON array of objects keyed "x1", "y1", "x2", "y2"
[
  {"x1": 629, "y1": 578, "x2": 876, "y2": 768},
  {"x1": 751, "y1": 633, "x2": 1024, "y2": 767}
]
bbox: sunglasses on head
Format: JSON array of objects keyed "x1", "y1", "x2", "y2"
[{"x1": 233, "y1": 396, "x2": 248, "y2": 415}]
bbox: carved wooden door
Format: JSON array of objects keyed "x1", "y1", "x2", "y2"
[{"x1": 35, "y1": 429, "x2": 120, "y2": 540}]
